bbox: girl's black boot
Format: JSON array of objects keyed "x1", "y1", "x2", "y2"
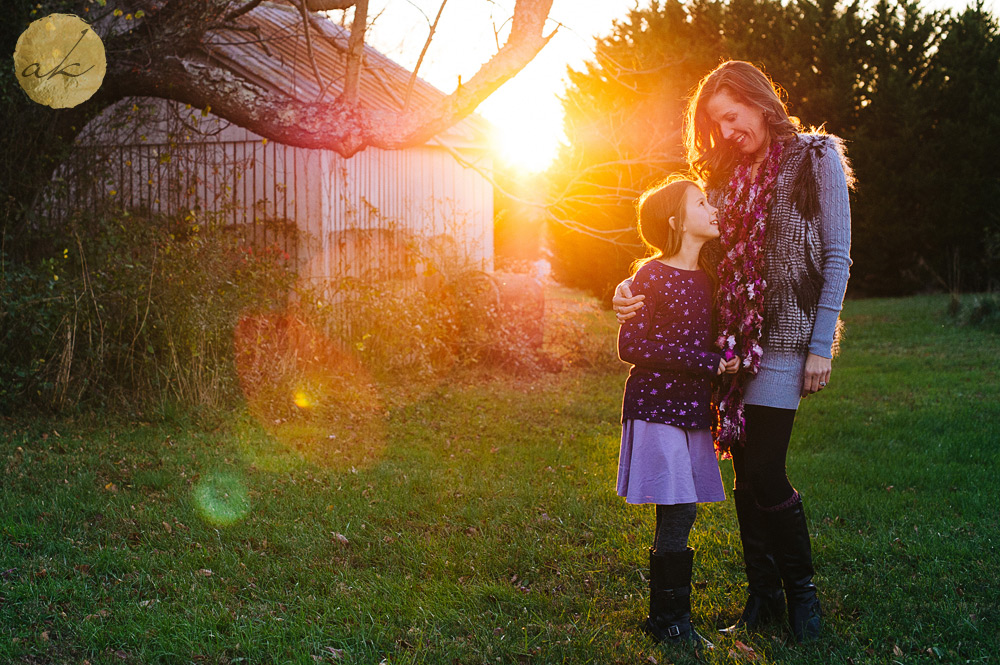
[{"x1": 644, "y1": 547, "x2": 714, "y2": 650}]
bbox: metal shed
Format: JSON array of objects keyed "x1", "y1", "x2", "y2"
[{"x1": 63, "y1": 1, "x2": 495, "y2": 293}]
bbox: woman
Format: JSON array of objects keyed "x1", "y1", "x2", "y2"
[{"x1": 613, "y1": 60, "x2": 853, "y2": 643}]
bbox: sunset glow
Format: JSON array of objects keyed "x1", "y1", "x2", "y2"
[{"x1": 490, "y1": 108, "x2": 561, "y2": 173}]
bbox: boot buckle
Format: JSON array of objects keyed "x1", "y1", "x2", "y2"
[{"x1": 667, "y1": 625, "x2": 681, "y2": 638}]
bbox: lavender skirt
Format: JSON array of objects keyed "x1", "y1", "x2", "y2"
[{"x1": 617, "y1": 420, "x2": 726, "y2": 505}]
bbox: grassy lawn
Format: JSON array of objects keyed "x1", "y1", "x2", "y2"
[{"x1": 1, "y1": 294, "x2": 997, "y2": 664}]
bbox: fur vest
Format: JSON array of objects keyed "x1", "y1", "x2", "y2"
[{"x1": 707, "y1": 133, "x2": 852, "y2": 354}]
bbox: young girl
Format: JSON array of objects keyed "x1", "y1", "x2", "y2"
[{"x1": 617, "y1": 178, "x2": 738, "y2": 648}]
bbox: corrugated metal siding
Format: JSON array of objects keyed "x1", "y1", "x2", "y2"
[
  {"x1": 305, "y1": 144, "x2": 493, "y2": 289},
  {"x1": 54, "y1": 99, "x2": 494, "y2": 294}
]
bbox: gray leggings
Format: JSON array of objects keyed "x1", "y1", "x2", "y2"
[{"x1": 653, "y1": 502, "x2": 697, "y2": 553}]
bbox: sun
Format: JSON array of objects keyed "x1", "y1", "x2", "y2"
[
  {"x1": 491, "y1": 117, "x2": 560, "y2": 174},
  {"x1": 480, "y1": 76, "x2": 563, "y2": 174}
]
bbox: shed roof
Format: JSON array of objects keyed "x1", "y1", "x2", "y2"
[{"x1": 203, "y1": 1, "x2": 493, "y2": 149}]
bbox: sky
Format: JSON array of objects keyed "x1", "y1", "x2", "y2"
[{"x1": 360, "y1": 0, "x2": 996, "y2": 172}]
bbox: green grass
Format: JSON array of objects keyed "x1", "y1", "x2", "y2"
[{"x1": 1, "y1": 294, "x2": 997, "y2": 664}]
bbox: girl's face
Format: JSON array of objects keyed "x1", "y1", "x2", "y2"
[
  {"x1": 705, "y1": 88, "x2": 770, "y2": 159},
  {"x1": 680, "y1": 186, "x2": 719, "y2": 241}
]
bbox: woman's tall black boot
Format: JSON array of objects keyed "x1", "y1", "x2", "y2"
[
  {"x1": 720, "y1": 489, "x2": 785, "y2": 634},
  {"x1": 763, "y1": 493, "x2": 821, "y2": 642},
  {"x1": 644, "y1": 547, "x2": 714, "y2": 650}
]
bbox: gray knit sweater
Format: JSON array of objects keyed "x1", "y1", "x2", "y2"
[{"x1": 734, "y1": 133, "x2": 853, "y2": 409}]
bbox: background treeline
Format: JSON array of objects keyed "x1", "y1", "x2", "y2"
[{"x1": 546, "y1": 0, "x2": 1000, "y2": 300}]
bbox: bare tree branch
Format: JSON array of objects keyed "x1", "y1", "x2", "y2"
[
  {"x1": 404, "y1": 0, "x2": 449, "y2": 110},
  {"x1": 340, "y1": 0, "x2": 369, "y2": 103},
  {"x1": 402, "y1": 0, "x2": 556, "y2": 147},
  {"x1": 92, "y1": 0, "x2": 556, "y2": 158},
  {"x1": 297, "y1": 0, "x2": 328, "y2": 99},
  {"x1": 222, "y1": 0, "x2": 267, "y2": 23}
]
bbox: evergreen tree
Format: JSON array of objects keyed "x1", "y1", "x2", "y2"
[
  {"x1": 547, "y1": 1, "x2": 719, "y2": 300},
  {"x1": 547, "y1": 0, "x2": 1000, "y2": 299}
]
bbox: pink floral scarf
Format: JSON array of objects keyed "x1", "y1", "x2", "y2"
[{"x1": 714, "y1": 140, "x2": 784, "y2": 454}]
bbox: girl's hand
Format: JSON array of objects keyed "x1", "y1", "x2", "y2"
[
  {"x1": 723, "y1": 356, "x2": 740, "y2": 374},
  {"x1": 717, "y1": 358, "x2": 727, "y2": 375},
  {"x1": 802, "y1": 353, "x2": 832, "y2": 397},
  {"x1": 613, "y1": 283, "x2": 645, "y2": 323}
]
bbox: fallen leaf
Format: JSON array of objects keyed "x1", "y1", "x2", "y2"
[
  {"x1": 40, "y1": 631, "x2": 49, "y2": 641},
  {"x1": 730, "y1": 640, "x2": 762, "y2": 661},
  {"x1": 332, "y1": 533, "x2": 349, "y2": 546},
  {"x1": 322, "y1": 646, "x2": 345, "y2": 660},
  {"x1": 893, "y1": 645, "x2": 904, "y2": 657},
  {"x1": 647, "y1": 656, "x2": 658, "y2": 664},
  {"x1": 197, "y1": 569, "x2": 213, "y2": 577},
  {"x1": 162, "y1": 521, "x2": 172, "y2": 534}
]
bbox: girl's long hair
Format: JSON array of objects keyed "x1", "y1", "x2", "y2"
[
  {"x1": 684, "y1": 60, "x2": 801, "y2": 187},
  {"x1": 632, "y1": 177, "x2": 718, "y2": 291}
]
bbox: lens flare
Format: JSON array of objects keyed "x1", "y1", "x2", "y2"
[
  {"x1": 293, "y1": 390, "x2": 312, "y2": 409},
  {"x1": 234, "y1": 311, "x2": 387, "y2": 470},
  {"x1": 193, "y1": 472, "x2": 249, "y2": 526}
]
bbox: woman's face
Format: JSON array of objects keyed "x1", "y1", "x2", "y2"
[
  {"x1": 680, "y1": 186, "x2": 719, "y2": 241},
  {"x1": 705, "y1": 88, "x2": 770, "y2": 159}
]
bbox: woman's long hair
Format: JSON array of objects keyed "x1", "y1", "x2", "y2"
[
  {"x1": 684, "y1": 61, "x2": 801, "y2": 187},
  {"x1": 632, "y1": 177, "x2": 718, "y2": 291}
]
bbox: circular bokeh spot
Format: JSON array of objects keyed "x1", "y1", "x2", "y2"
[
  {"x1": 234, "y1": 310, "x2": 387, "y2": 470},
  {"x1": 193, "y1": 472, "x2": 250, "y2": 526},
  {"x1": 13, "y1": 14, "x2": 106, "y2": 109}
]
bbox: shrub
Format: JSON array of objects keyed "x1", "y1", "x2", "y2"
[
  {"x1": 0, "y1": 208, "x2": 295, "y2": 413},
  {"x1": 1, "y1": 209, "x2": 619, "y2": 415},
  {"x1": 956, "y1": 293, "x2": 1000, "y2": 331}
]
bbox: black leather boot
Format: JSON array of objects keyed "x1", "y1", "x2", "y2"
[
  {"x1": 720, "y1": 489, "x2": 785, "y2": 633},
  {"x1": 644, "y1": 547, "x2": 714, "y2": 650},
  {"x1": 763, "y1": 494, "x2": 822, "y2": 642}
]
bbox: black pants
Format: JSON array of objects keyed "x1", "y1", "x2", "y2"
[{"x1": 730, "y1": 404, "x2": 798, "y2": 509}]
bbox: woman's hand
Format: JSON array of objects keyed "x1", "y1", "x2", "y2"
[
  {"x1": 802, "y1": 353, "x2": 832, "y2": 397},
  {"x1": 613, "y1": 282, "x2": 645, "y2": 323}
]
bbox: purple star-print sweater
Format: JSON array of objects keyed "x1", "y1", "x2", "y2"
[{"x1": 617, "y1": 262, "x2": 723, "y2": 429}]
